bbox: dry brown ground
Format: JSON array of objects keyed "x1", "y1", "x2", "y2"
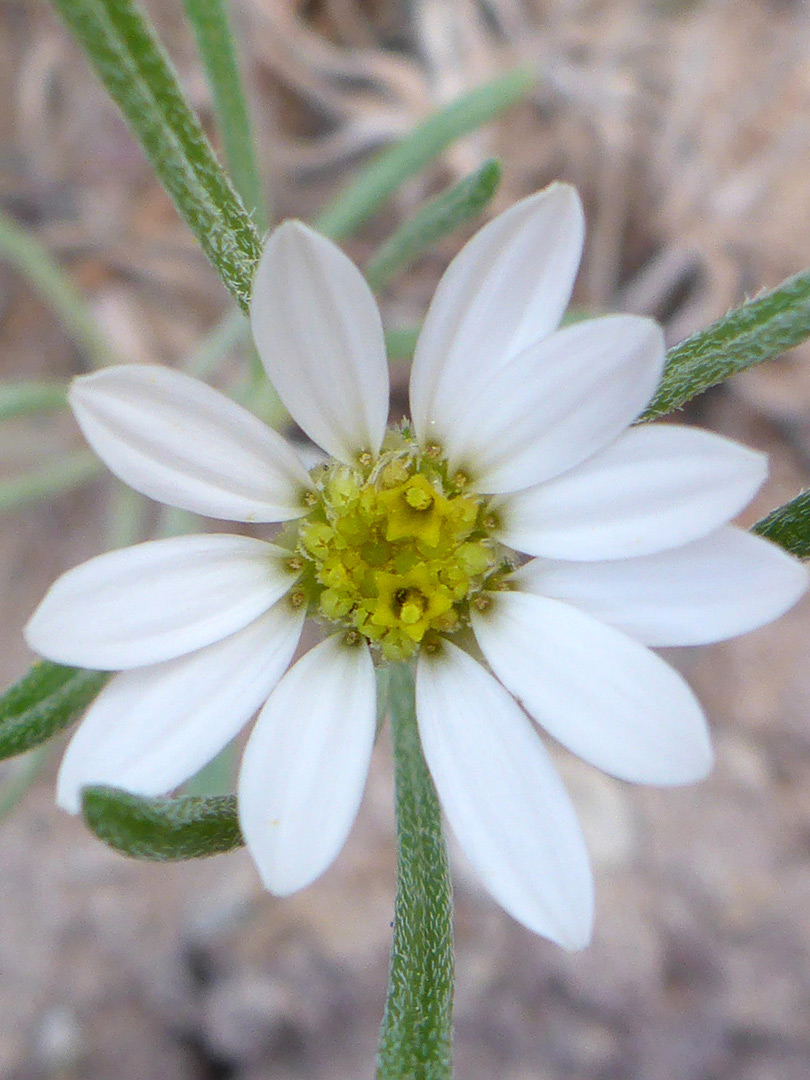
[{"x1": 1, "y1": 0, "x2": 810, "y2": 1077}]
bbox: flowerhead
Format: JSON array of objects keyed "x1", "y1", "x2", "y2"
[{"x1": 25, "y1": 183, "x2": 807, "y2": 949}]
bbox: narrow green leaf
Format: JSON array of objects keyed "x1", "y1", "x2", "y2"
[
  {"x1": 185, "y1": 308, "x2": 248, "y2": 377},
  {"x1": 51, "y1": 0, "x2": 261, "y2": 310},
  {"x1": 377, "y1": 663, "x2": 453, "y2": 1080},
  {"x1": 643, "y1": 268, "x2": 810, "y2": 420},
  {"x1": 0, "y1": 747, "x2": 49, "y2": 821},
  {"x1": 753, "y1": 489, "x2": 810, "y2": 558},
  {"x1": 182, "y1": 0, "x2": 266, "y2": 229},
  {"x1": 385, "y1": 326, "x2": 420, "y2": 362},
  {"x1": 365, "y1": 159, "x2": 501, "y2": 293},
  {"x1": 0, "y1": 662, "x2": 109, "y2": 761},
  {"x1": 82, "y1": 787, "x2": 243, "y2": 860},
  {"x1": 0, "y1": 214, "x2": 114, "y2": 369},
  {"x1": 315, "y1": 67, "x2": 534, "y2": 240},
  {"x1": 0, "y1": 380, "x2": 68, "y2": 422},
  {"x1": 0, "y1": 450, "x2": 101, "y2": 512}
]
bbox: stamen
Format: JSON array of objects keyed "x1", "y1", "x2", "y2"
[{"x1": 292, "y1": 432, "x2": 508, "y2": 659}]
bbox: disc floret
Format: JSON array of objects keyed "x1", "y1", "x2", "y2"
[{"x1": 287, "y1": 430, "x2": 510, "y2": 659}]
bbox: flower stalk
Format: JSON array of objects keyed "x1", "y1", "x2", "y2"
[{"x1": 377, "y1": 663, "x2": 454, "y2": 1080}]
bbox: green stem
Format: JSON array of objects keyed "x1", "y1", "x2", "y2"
[
  {"x1": 315, "y1": 67, "x2": 534, "y2": 240},
  {"x1": 366, "y1": 159, "x2": 501, "y2": 293},
  {"x1": 182, "y1": 0, "x2": 266, "y2": 229},
  {"x1": 0, "y1": 214, "x2": 114, "y2": 369},
  {"x1": 50, "y1": 0, "x2": 261, "y2": 310},
  {"x1": 377, "y1": 663, "x2": 454, "y2": 1080},
  {"x1": 643, "y1": 267, "x2": 810, "y2": 420}
]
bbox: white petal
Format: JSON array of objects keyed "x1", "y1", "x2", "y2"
[
  {"x1": 56, "y1": 603, "x2": 306, "y2": 813},
  {"x1": 410, "y1": 184, "x2": 584, "y2": 445},
  {"x1": 238, "y1": 636, "x2": 376, "y2": 896},
  {"x1": 514, "y1": 527, "x2": 808, "y2": 646},
  {"x1": 250, "y1": 221, "x2": 389, "y2": 463},
  {"x1": 25, "y1": 534, "x2": 297, "y2": 670},
  {"x1": 70, "y1": 365, "x2": 311, "y2": 522},
  {"x1": 498, "y1": 424, "x2": 768, "y2": 559},
  {"x1": 416, "y1": 642, "x2": 593, "y2": 949},
  {"x1": 440, "y1": 314, "x2": 665, "y2": 494},
  {"x1": 472, "y1": 591, "x2": 713, "y2": 785}
]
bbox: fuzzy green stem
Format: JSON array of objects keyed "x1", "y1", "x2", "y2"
[
  {"x1": 753, "y1": 490, "x2": 810, "y2": 558},
  {"x1": 643, "y1": 267, "x2": 810, "y2": 420},
  {"x1": 377, "y1": 663, "x2": 454, "y2": 1080},
  {"x1": 50, "y1": 0, "x2": 262, "y2": 310}
]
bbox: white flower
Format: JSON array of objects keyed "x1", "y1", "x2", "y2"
[{"x1": 25, "y1": 183, "x2": 807, "y2": 950}]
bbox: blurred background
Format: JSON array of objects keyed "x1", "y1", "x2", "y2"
[{"x1": 1, "y1": 0, "x2": 810, "y2": 1077}]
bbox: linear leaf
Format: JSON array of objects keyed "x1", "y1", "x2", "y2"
[
  {"x1": 753, "y1": 490, "x2": 810, "y2": 559},
  {"x1": 182, "y1": 0, "x2": 266, "y2": 228},
  {"x1": 365, "y1": 159, "x2": 501, "y2": 292},
  {"x1": 82, "y1": 787, "x2": 243, "y2": 860},
  {"x1": 0, "y1": 381, "x2": 68, "y2": 422},
  {"x1": 51, "y1": 0, "x2": 261, "y2": 310},
  {"x1": 315, "y1": 67, "x2": 533, "y2": 240},
  {"x1": 0, "y1": 450, "x2": 101, "y2": 512},
  {"x1": 385, "y1": 327, "x2": 420, "y2": 362},
  {"x1": 0, "y1": 662, "x2": 108, "y2": 760},
  {"x1": 0, "y1": 747, "x2": 49, "y2": 821},
  {"x1": 0, "y1": 213, "x2": 114, "y2": 369},
  {"x1": 643, "y1": 268, "x2": 810, "y2": 420},
  {"x1": 377, "y1": 663, "x2": 454, "y2": 1080}
]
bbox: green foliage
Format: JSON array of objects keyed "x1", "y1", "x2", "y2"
[
  {"x1": 643, "y1": 268, "x2": 810, "y2": 420},
  {"x1": 82, "y1": 787, "x2": 243, "y2": 860},
  {"x1": 0, "y1": 747, "x2": 48, "y2": 821},
  {"x1": 0, "y1": 214, "x2": 115, "y2": 369},
  {"x1": 0, "y1": 451, "x2": 101, "y2": 513},
  {"x1": 0, "y1": 381, "x2": 68, "y2": 422},
  {"x1": 182, "y1": 0, "x2": 266, "y2": 228},
  {"x1": 0, "y1": 662, "x2": 108, "y2": 760},
  {"x1": 50, "y1": 0, "x2": 262, "y2": 310},
  {"x1": 316, "y1": 67, "x2": 534, "y2": 240},
  {"x1": 754, "y1": 489, "x2": 810, "y2": 558},
  {"x1": 377, "y1": 664, "x2": 454, "y2": 1080},
  {"x1": 366, "y1": 159, "x2": 502, "y2": 292},
  {"x1": 385, "y1": 327, "x2": 420, "y2": 362}
]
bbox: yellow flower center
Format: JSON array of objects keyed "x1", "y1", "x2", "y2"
[{"x1": 282, "y1": 428, "x2": 511, "y2": 660}]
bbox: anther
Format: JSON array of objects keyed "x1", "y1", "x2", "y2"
[
  {"x1": 285, "y1": 555, "x2": 304, "y2": 573},
  {"x1": 343, "y1": 629, "x2": 363, "y2": 647},
  {"x1": 405, "y1": 485, "x2": 433, "y2": 511},
  {"x1": 422, "y1": 635, "x2": 444, "y2": 656},
  {"x1": 452, "y1": 470, "x2": 469, "y2": 490},
  {"x1": 302, "y1": 489, "x2": 318, "y2": 507},
  {"x1": 473, "y1": 593, "x2": 493, "y2": 613},
  {"x1": 357, "y1": 450, "x2": 374, "y2": 470},
  {"x1": 288, "y1": 589, "x2": 307, "y2": 609},
  {"x1": 425, "y1": 442, "x2": 442, "y2": 460}
]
